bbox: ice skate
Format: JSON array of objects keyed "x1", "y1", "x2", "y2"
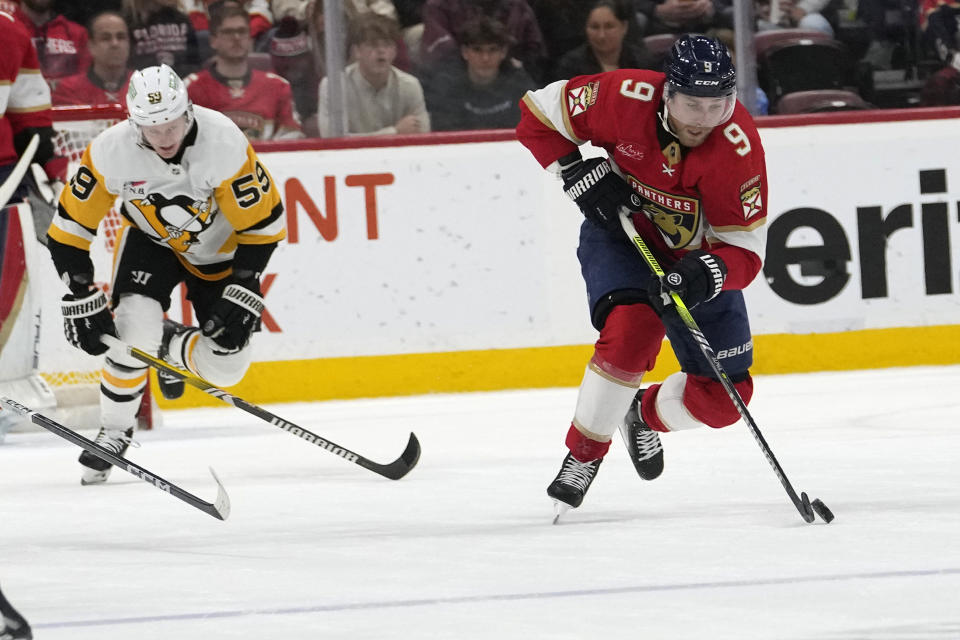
[
  {"x1": 157, "y1": 319, "x2": 192, "y2": 400},
  {"x1": 0, "y1": 584, "x2": 32, "y2": 640},
  {"x1": 79, "y1": 426, "x2": 135, "y2": 485},
  {"x1": 619, "y1": 388, "x2": 664, "y2": 480},
  {"x1": 547, "y1": 453, "x2": 602, "y2": 523}
]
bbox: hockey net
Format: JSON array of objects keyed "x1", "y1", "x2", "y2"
[{"x1": 31, "y1": 104, "x2": 156, "y2": 429}]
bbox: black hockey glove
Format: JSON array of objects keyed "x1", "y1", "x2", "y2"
[
  {"x1": 647, "y1": 250, "x2": 728, "y2": 314},
  {"x1": 60, "y1": 278, "x2": 117, "y2": 356},
  {"x1": 560, "y1": 154, "x2": 643, "y2": 230},
  {"x1": 202, "y1": 274, "x2": 264, "y2": 351}
]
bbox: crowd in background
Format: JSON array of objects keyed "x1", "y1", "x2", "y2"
[{"x1": 4, "y1": 0, "x2": 959, "y2": 143}]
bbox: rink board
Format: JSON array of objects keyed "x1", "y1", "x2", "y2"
[{"x1": 32, "y1": 110, "x2": 960, "y2": 406}]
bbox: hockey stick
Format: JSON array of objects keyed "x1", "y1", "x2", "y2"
[
  {"x1": 100, "y1": 335, "x2": 422, "y2": 480},
  {"x1": 618, "y1": 211, "x2": 833, "y2": 524},
  {"x1": 0, "y1": 396, "x2": 230, "y2": 521},
  {"x1": 0, "y1": 134, "x2": 39, "y2": 211}
]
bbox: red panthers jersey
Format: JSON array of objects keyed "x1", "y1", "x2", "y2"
[
  {"x1": 517, "y1": 69, "x2": 767, "y2": 290},
  {"x1": 52, "y1": 69, "x2": 133, "y2": 106},
  {"x1": 0, "y1": 10, "x2": 53, "y2": 168},
  {"x1": 184, "y1": 67, "x2": 301, "y2": 140}
]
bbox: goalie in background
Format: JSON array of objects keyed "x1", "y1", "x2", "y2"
[
  {"x1": 0, "y1": 582, "x2": 31, "y2": 640},
  {"x1": 45, "y1": 63, "x2": 286, "y2": 485}
]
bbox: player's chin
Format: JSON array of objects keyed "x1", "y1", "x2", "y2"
[
  {"x1": 155, "y1": 144, "x2": 180, "y2": 158},
  {"x1": 678, "y1": 127, "x2": 711, "y2": 147}
]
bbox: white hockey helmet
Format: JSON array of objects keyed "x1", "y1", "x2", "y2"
[{"x1": 126, "y1": 64, "x2": 193, "y2": 128}]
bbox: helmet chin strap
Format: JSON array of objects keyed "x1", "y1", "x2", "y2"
[{"x1": 659, "y1": 100, "x2": 679, "y2": 137}]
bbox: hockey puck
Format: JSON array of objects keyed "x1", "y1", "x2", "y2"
[{"x1": 811, "y1": 498, "x2": 835, "y2": 524}]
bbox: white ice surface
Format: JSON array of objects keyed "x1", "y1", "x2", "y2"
[{"x1": 1, "y1": 365, "x2": 959, "y2": 639}]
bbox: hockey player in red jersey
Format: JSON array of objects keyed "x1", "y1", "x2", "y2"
[
  {"x1": 185, "y1": 3, "x2": 301, "y2": 140},
  {"x1": 0, "y1": 10, "x2": 67, "y2": 202},
  {"x1": 46, "y1": 64, "x2": 286, "y2": 485},
  {"x1": 515, "y1": 34, "x2": 767, "y2": 520}
]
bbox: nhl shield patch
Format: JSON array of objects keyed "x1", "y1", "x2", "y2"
[{"x1": 567, "y1": 81, "x2": 600, "y2": 116}]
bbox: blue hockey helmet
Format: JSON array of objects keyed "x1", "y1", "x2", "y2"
[{"x1": 663, "y1": 35, "x2": 737, "y2": 128}]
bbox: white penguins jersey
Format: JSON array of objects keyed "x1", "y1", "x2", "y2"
[{"x1": 49, "y1": 105, "x2": 285, "y2": 280}]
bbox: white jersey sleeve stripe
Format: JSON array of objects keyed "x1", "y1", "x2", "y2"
[
  {"x1": 705, "y1": 222, "x2": 767, "y2": 259},
  {"x1": 521, "y1": 80, "x2": 585, "y2": 146},
  {"x1": 8, "y1": 68, "x2": 51, "y2": 113},
  {"x1": 49, "y1": 214, "x2": 97, "y2": 247}
]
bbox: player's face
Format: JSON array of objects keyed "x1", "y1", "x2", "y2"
[
  {"x1": 141, "y1": 115, "x2": 189, "y2": 159},
  {"x1": 665, "y1": 92, "x2": 736, "y2": 147},
  {"x1": 585, "y1": 6, "x2": 627, "y2": 58},
  {"x1": 212, "y1": 16, "x2": 252, "y2": 62},
  {"x1": 89, "y1": 15, "x2": 130, "y2": 67},
  {"x1": 460, "y1": 43, "x2": 507, "y2": 85}
]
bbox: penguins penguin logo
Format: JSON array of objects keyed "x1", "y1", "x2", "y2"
[{"x1": 143, "y1": 193, "x2": 215, "y2": 246}]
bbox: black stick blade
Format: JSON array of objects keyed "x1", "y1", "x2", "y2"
[
  {"x1": 799, "y1": 491, "x2": 816, "y2": 523},
  {"x1": 811, "y1": 498, "x2": 835, "y2": 524},
  {"x1": 359, "y1": 432, "x2": 421, "y2": 480}
]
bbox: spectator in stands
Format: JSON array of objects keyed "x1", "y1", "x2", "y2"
[
  {"x1": 280, "y1": 0, "x2": 413, "y2": 134},
  {"x1": 123, "y1": 0, "x2": 202, "y2": 75},
  {"x1": 419, "y1": 0, "x2": 546, "y2": 81},
  {"x1": 754, "y1": 0, "x2": 835, "y2": 35},
  {"x1": 261, "y1": 0, "x2": 319, "y2": 133},
  {"x1": 342, "y1": 0, "x2": 414, "y2": 70},
  {"x1": 317, "y1": 12, "x2": 429, "y2": 136},
  {"x1": 393, "y1": 0, "x2": 426, "y2": 67},
  {"x1": 184, "y1": 0, "x2": 273, "y2": 43},
  {"x1": 185, "y1": 3, "x2": 302, "y2": 139},
  {"x1": 53, "y1": 11, "x2": 133, "y2": 105},
  {"x1": 921, "y1": 1, "x2": 960, "y2": 75},
  {"x1": 18, "y1": 0, "x2": 92, "y2": 90},
  {"x1": 530, "y1": 0, "x2": 643, "y2": 81},
  {"x1": 553, "y1": 0, "x2": 658, "y2": 81},
  {"x1": 424, "y1": 16, "x2": 535, "y2": 130},
  {"x1": 635, "y1": 0, "x2": 720, "y2": 37},
  {"x1": 920, "y1": 0, "x2": 960, "y2": 107}
]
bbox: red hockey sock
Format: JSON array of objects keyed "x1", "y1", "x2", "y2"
[{"x1": 565, "y1": 424, "x2": 612, "y2": 462}]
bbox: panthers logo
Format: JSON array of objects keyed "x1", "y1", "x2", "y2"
[
  {"x1": 130, "y1": 193, "x2": 216, "y2": 252},
  {"x1": 646, "y1": 204, "x2": 698, "y2": 249}
]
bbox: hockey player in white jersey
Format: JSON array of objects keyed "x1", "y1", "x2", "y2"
[{"x1": 46, "y1": 64, "x2": 286, "y2": 485}]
